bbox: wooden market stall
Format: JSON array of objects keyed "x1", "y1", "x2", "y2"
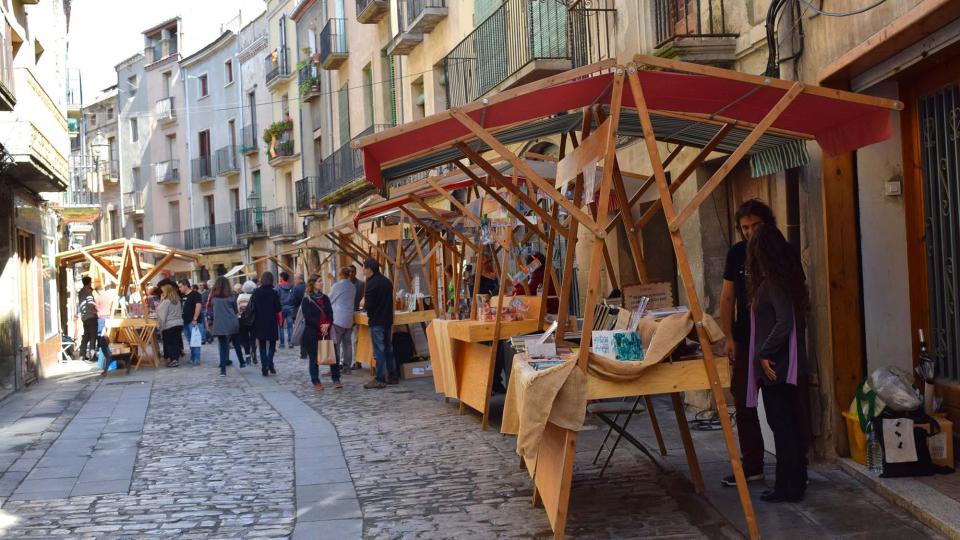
[
  {"x1": 57, "y1": 238, "x2": 199, "y2": 370},
  {"x1": 355, "y1": 55, "x2": 901, "y2": 539}
]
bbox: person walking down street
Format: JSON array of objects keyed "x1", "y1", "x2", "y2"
[
  {"x1": 209, "y1": 277, "x2": 246, "y2": 376},
  {"x1": 747, "y1": 223, "x2": 809, "y2": 503},
  {"x1": 361, "y1": 259, "x2": 397, "y2": 389},
  {"x1": 329, "y1": 267, "x2": 356, "y2": 372},
  {"x1": 94, "y1": 283, "x2": 116, "y2": 337},
  {"x1": 277, "y1": 272, "x2": 295, "y2": 349},
  {"x1": 179, "y1": 280, "x2": 203, "y2": 365},
  {"x1": 301, "y1": 276, "x2": 340, "y2": 390},
  {"x1": 719, "y1": 199, "x2": 775, "y2": 488},
  {"x1": 237, "y1": 280, "x2": 258, "y2": 365},
  {"x1": 199, "y1": 280, "x2": 213, "y2": 344},
  {"x1": 157, "y1": 283, "x2": 184, "y2": 368},
  {"x1": 290, "y1": 274, "x2": 306, "y2": 315},
  {"x1": 252, "y1": 271, "x2": 283, "y2": 376},
  {"x1": 77, "y1": 277, "x2": 99, "y2": 361}
]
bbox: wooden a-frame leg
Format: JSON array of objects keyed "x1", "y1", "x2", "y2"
[
  {"x1": 671, "y1": 392, "x2": 704, "y2": 494},
  {"x1": 643, "y1": 395, "x2": 668, "y2": 456},
  {"x1": 628, "y1": 64, "x2": 759, "y2": 540}
]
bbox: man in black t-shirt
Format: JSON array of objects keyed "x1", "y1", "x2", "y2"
[
  {"x1": 719, "y1": 199, "x2": 776, "y2": 487},
  {"x1": 179, "y1": 279, "x2": 204, "y2": 365}
]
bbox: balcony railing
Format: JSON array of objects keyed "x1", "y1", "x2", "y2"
[
  {"x1": 357, "y1": 0, "x2": 389, "y2": 24},
  {"x1": 240, "y1": 124, "x2": 258, "y2": 154},
  {"x1": 442, "y1": 0, "x2": 570, "y2": 108},
  {"x1": 296, "y1": 123, "x2": 392, "y2": 208},
  {"x1": 215, "y1": 145, "x2": 239, "y2": 175},
  {"x1": 568, "y1": 0, "x2": 616, "y2": 68},
  {"x1": 298, "y1": 60, "x2": 321, "y2": 100},
  {"x1": 152, "y1": 231, "x2": 186, "y2": 250},
  {"x1": 191, "y1": 156, "x2": 214, "y2": 182},
  {"x1": 62, "y1": 189, "x2": 100, "y2": 207},
  {"x1": 652, "y1": 0, "x2": 735, "y2": 48},
  {"x1": 265, "y1": 47, "x2": 289, "y2": 85},
  {"x1": 235, "y1": 207, "x2": 268, "y2": 237},
  {"x1": 184, "y1": 223, "x2": 240, "y2": 251},
  {"x1": 123, "y1": 190, "x2": 145, "y2": 213},
  {"x1": 154, "y1": 159, "x2": 180, "y2": 183},
  {"x1": 406, "y1": 0, "x2": 447, "y2": 34},
  {"x1": 267, "y1": 132, "x2": 296, "y2": 164},
  {"x1": 319, "y1": 18, "x2": 348, "y2": 70},
  {"x1": 268, "y1": 206, "x2": 300, "y2": 236},
  {"x1": 155, "y1": 96, "x2": 176, "y2": 122},
  {"x1": 0, "y1": 27, "x2": 13, "y2": 110},
  {"x1": 99, "y1": 159, "x2": 119, "y2": 180}
]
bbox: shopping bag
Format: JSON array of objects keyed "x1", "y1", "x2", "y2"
[
  {"x1": 317, "y1": 338, "x2": 336, "y2": 365},
  {"x1": 189, "y1": 325, "x2": 202, "y2": 348},
  {"x1": 291, "y1": 307, "x2": 305, "y2": 346}
]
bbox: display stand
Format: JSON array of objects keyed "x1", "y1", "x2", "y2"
[{"x1": 356, "y1": 54, "x2": 900, "y2": 539}]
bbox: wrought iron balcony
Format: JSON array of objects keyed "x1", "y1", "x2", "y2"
[
  {"x1": 300, "y1": 123, "x2": 393, "y2": 207},
  {"x1": 154, "y1": 159, "x2": 179, "y2": 184},
  {"x1": 184, "y1": 223, "x2": 240, "y2": 251},
  {"x1": 406, "y1": 0, "x2": 447, "y2": 34},
  {"x1": 319, "y1": 18, "x2": 348, "y2": 70},
  {"x1": 123, "y1": 190, "x2": 145, "y2": 214},
  {"x1": 191, "y1": 156, "x2": 214, "y2": 182},
  {"x1": 62, "y1": 189, "x2": 101, "y2": 207},
  {"x1": 267, "y1": 132, "x2": 296, "y2": 166},
  {"x1": 240, "y1": 124, "x2": 258, "y2": 155},
  {"x1": 235, "y1": 207, "x2": 269, "y2": 238},
  {"x1": 651, "y1": 0, "x2": 737, "y2": 63},
  {"x1": 215, "y1": 145, "x2": 239, "y2": 176},
  {"x1": 99, "y1": 159, "x2": 120, "y2": 181},
  {"x1": 442, "y1": 0, "x2": 571, "y2": 108},
  {"x1": 155, "y1": 96, "x2": 176, "y2": 123},
  {"x1": 267, "y1": 206, "x2": 300, "y2": 237},
  {"x1": 265, "y1": 47, "x2": 290, "y2": 86},
  {"x1": 356, "y1": 0, "x2": 389, "y2": 24},
  {"x1": 568, "y1": 0, "x2": 616, "y2": 68},
  {"x1": 298, "y1": 60, "x2": 321, "y2": 101},
  {"x1": 295, "y1": 176, "x2": 324, "y2": 213}
]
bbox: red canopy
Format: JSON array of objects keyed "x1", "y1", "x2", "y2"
[{"x1": 358, "y1": 64, "x2": 897, "y2": 190}]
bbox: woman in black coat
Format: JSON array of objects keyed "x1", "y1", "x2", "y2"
[
  {"x1": 301, "y1": 276, "x2": 339, "y2": 390},
  {"x1": 252, "y1": 271, "x2": 283, "y2": 376}
]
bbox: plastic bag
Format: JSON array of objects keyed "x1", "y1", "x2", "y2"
[
  {"x1": 870, "y1": 366, "x2": 921, "y2": 412},
  {"x1": 189, "y1": 324, "x2": 202, "y2": 348}
]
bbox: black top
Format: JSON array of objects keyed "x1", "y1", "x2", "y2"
[
  {"x1": 251, "y1": 286, "x2": 282, "y2": 340},
  {"x1": 478, "y1": 275, "x2": 499, "y2": 297},
  {"x1": 751, "y1": 281, "x2": 806, "y2": 386},
  {"x1": 351, "y1": 277, "x2": 365, "y2": 310},
  {"x1": 363, "y1": 272, "x2": 394, "y2": 327},
  {"x1": 722, "y1": 241, "x2": 750, "y2": 345},
  {"x1": 300, "y1": 292, "x2": 334, "y2": 356},
  {"x1": 182, "y1": 290, "x2": 202, "y2": 325}
]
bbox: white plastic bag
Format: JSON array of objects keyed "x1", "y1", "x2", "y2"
[
  {"x1": 870, "y1": 366, "x2": 921, "y2": 412},
  {"x1": 189, "y1": 324, "x2": 202, "y2": 348}
]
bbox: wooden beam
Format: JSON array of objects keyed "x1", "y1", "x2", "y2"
[
  {"x1": 636, "y1": 123, "x2": 735, "y2": 230},
  {"x1": 627, "y1": 65, "x2": 759, "y2": 540},
  {"x1": 668, "y1": 82, "x2": 804, "y2": 232},
  {"x1": 139, "y1": 251, "x2": 175, "y2": 286},
  {"x1": 409, "y1": 195, "x2": 482, "y2": 253},
  {"x1": 450, "y1": 109, "x2": 600, "y2": 233}
]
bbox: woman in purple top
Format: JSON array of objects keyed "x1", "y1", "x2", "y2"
[{"x1": 746, "y1": 223, "x2": 808, "y2": 503}]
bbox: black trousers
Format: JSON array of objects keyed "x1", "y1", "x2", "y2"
[
  {"x1": 161, "y1": 326, "x2": 183, "y2": 362},
  {"x1": 731, "y1": 340, "x2": 765, "y2": 475},
  {"x1": 762, "y1": 383, "x2": 807, "y2": 497},
  {"x1": 79, "y1": 317, "x2": 99, "y2": 358}
]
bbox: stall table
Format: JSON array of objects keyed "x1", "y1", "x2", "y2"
[
  {"x1": 103, "y1": 318, "x2": 160, "y2": 370},
  {"x1": 354, "y1": 309, "x2": 438, "y2": 369}
]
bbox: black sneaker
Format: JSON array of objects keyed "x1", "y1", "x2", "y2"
[
  {"x1": 167, "y1": 359, "x2": 179, "y2": 368},
  {"x1": 721, "y1": 473, "x2": 764, "y2": 487},
  {"x1": 269, "y1": 366, "x2": 277, "y2": 374}
]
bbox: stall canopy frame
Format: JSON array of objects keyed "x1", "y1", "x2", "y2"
[{"x1": 354, "y1": 54, "x2": 901, "y2": 540}]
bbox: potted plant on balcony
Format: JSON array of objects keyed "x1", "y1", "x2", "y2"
[
  {"x1": 263, "y1": 116, "x2": 294, "y2": 158},
  {"x1": 299, "y1": 76, "x2": 320, "y2": 98}
]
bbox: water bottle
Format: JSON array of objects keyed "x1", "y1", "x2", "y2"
[{"x1": 867, "y1": 423, "x2": 883, "y2": 475}]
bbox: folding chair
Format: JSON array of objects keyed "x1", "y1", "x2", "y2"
[{"x1": 589, "y1": 396, "x2": 668, "y2": 478}]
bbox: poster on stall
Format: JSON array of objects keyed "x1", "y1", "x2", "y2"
[{"x1": 622, "y1": 282, "x2": 673, "y2": 310}]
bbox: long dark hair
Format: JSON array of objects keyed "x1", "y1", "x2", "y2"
[
  {"x1": 212, "y1": 276, "x2": 232, "y2": 298},
  {"x1": 747, "y1": 223, "x2": 808, "y2": 319},
  {"x1": 260, "y1": 271, "x2": 275, "y2": 287}
]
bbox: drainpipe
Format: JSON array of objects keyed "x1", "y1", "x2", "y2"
[{"x1": 181, "y1": 65, "x2": 195, "y2": 231}]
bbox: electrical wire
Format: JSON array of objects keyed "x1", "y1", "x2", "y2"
[{"x1": 796, "y1": 0, "x2": 887, "y2": 17}]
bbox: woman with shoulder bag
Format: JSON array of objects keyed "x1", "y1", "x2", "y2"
[
  {"x1": 156, "y1": 283, "x2": 184, "y2": 368},
  {"x1": 301, "y1": 276, "x2": 340, "y2": 390},
  {"x1": 210, "y1": 277, "x2": 246, "y2": 375}
]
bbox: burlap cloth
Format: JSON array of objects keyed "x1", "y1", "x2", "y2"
[{"x1": 501, "y1": 312, "x2": 723, "y2": 460}]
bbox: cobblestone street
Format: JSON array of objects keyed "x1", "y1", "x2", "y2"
[{"x1": 0, "y1": 342, "x2": 944, "y2": 539}]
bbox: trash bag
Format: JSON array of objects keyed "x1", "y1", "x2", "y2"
[{"x1": 870, "y1": 366, "x2": 922, "y2": 412}]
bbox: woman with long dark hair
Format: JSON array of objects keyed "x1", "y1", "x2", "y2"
[
  {"x1": 210, "y1": 276, "x2": 246, "y2": 376},
  {"x1": 252, "y1": 271, "x2": 283, "y2": 376},
  {"x1": 301, "y1": 276, "x2": 340, "y2": 390},
  {"x1": 746, "y1": 223, "x2": 808, "y2": 503}
]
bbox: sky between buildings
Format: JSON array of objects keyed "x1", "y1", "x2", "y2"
[{"x1": 70, "y1": 0, "x2": 266, "y2": 99}]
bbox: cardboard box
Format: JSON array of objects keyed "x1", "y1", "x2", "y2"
[
  {"x1": 401, "y1": 360, "x2": 433, "y2": 379},
  {"x1": 921, "y1": 415, "x2": 954, "y2": 469}
]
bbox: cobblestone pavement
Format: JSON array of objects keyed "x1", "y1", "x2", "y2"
[{"x1": 0, "y1": 341, "x2": 946, "y2": 539}]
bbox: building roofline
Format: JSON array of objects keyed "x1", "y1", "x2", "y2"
[
  {"x1": 114, "y1": 52, "x2": 144, "y2": 72},
  {"x1": 142, "y1": 16, "x2": 181, "y2": 37},
  {"x1": 180, "y1": 30, "x2": 235, "y2": 67},
  {"x1": 291, "y1": 0, "x2": 317, "y2": 22}
]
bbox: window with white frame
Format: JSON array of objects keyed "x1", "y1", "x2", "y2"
[
  {"x1": 224, "y1": 60, "x2": 234, "y2": 85},
  {"x1": 199, "y1": 74, "x2": 209, "y2": 97}
]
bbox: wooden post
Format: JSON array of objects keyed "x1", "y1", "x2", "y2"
[{"x1": 627, "y1": 64, "x2": 759, "y2": 540}]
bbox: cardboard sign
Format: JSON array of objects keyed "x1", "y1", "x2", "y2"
[{"x1": 622, "y1": 282, "x2": 673, "y2": 311}]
